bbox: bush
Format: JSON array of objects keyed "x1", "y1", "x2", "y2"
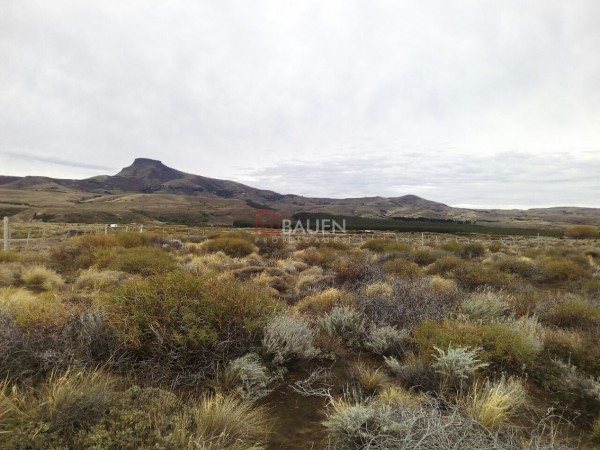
[
  {"x1": 219, "y1": 353, "x2": 274, "y2": 401},
  {"x1": 318, "y1": 306, "x2": 365, "y2": 346},
  {"x1": 460, "y1": 289, "x2": 510, "y2": 323},
  {"x1": 383, "y1": 258, "x2": 422, "y2": 278},
  {"x1": 564, "y1": 225, "x2": 599, "y2": 239},
  {"x1": 361, "y1": 239, "x2": 410, "y2": 253},
  {"x1": 495, "y1": 256, "x2": 535, "y2": 277},
  {"x1": 20, "y1": 265, "x2": 64, "y2": 291},
  {"x1": 459, "y1": 242, "x2": 486, "y2": 258},
  {"x1": 262, "y1": 315, "x2": 318, "y2": 365},
  {"x1": 0, "y1": 250, "x2": 19, "y2": 263},
  {"x1": 293, "y1": 288, "x2": 354, "y2": 317},
  {"x1": 105, "y1": 271, "x2": 281, "y2": 375},
  {"x1": 0, "y1": 287, "x2": 68, "y2": 327},
  {"x1": 410, "y1": 247, "x2": 439, "y2": 265},
  {"x1": 432, "y1": 345, "x2": 489, "y2": 393},
  {"x1": 453, "y1": 262, "x2": 513, "y2": 291},
  {"x1": 533, "y1": 256, "x2": 589, "y2": 284},
  {"x1": 358, "y1": 278, "x2": 459, "y2": 328},
  {"x1": 542, "y1": 297, "x2": 600, "y2": 329},
  {"x1": 384, "y1": 353, "x2": 437, "y2": 391},
  {"x1": 412, "y1": 320, "x2": 541, "y2": 373},
  {"x1": 203, "y1": 237, "x2": 256, "y2": 257},
  {"x1": 363, "y1": 325, "x2": 407, "y2": 355}
]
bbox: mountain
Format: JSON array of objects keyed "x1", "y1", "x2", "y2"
[{"x1": 1, "y1": 158, "x2": 599, "y2": 228}]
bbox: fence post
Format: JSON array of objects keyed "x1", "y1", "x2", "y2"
[
  {"x1": 104, "y1": 224, "x2": 108, "y2": 236},
  {"x1": 3, "y1": 217, "x2": 9, "y2": 251}
]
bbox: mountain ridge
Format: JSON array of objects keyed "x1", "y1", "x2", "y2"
[{"x1": 1, "y1": 158, "x2": 599, "y2": 227}]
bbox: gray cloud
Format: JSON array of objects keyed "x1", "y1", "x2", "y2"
[{"x1": 1, "y1": 1, "x2": 599, "y2": 207}]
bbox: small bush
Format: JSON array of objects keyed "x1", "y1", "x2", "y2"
[
  {"x1": 20, "y1": 265, "x2": 64, "y2": 291},
  {"x1": 412, "y1": 320, "x2": 541, "y2": 372},
  {"x1": 432, "y1": 345, "x2": 489, "y2": 393},
  {"x1": 293, "y1": 288, "x2": 354, "y2": 317},
  {"x1": 364, "y1": 281, "x2": 394, "y2": 298},
  {"x1": 318, "y1": 306, "x2": 365, "y2": 346},
  {"x1": 426, "y1": 255, "x2": 465, "y2": 275},
  {"x1": 495, "y1": 256, "x2": 535, "y2": 277},
  {"x1": 533, "y1": 256, "x2": 589, "y2": 284},
  {"x1": 384, "y1": 353, "x2": 437, "y2": 390},
  {"x1": 0, "y1": 250, "x2": 19, "y2": 263},
  {"x1": 542, "y1": 297, "x2": 600, "y2": 329},
  {"x1": 0, "y1": 262, "x2": 23, "y2": 287},
  {"x1": 459, "y1": 242, "x2": 486, "y2": 258},
  {"x1": 460, "y1": 289, "x2": 510, "y2": 323},
  {"x1": 383, "y1": 258, "x2": 422, "y2": 278},
  {"x1": 219, "y1": 353, "x2": 274, "y2": 401},
  {"x1": 410, "y1": 247, "x2": 439, "y2": 265},
  {"x1": 363, "y1": 324, "x2": 407, "y2": 355},
  {"x1": 262, "y1": 315, "x2": 318, "y2": 365},
  {"x1": 564, "y1": 225, "x2": 599, "y2": 239},
  {"x1": 106, "y1": 271, "x2": 281, "y2": 374},
  {"x1": 203, "y1": 237, "x2": 256, "y2": 258},
  {"x1": 358, "y1": 278, "x2": 459, "y2": 328},
  {"x1": 453, "y1": 262, "x2": 513, "y2": 291}
]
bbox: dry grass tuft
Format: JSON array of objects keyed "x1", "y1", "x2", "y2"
[{"x1": 20, "y1": 265, "x2": 64, "y2": 291}]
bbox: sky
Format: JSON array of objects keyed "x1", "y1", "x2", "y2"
[{"x1": 1, "y1": 1, "x2": 599, "y2": 209}]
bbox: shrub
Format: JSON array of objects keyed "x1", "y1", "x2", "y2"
[
  {"x1": 383, "y1": 258, "x2": 422, "y2": 278},
  {"x1": 533, "y1": 256, "x2": 589, "y2": 284},
  {"x1": 262, "y1": 315, "x2": 318, "y2": 365},
  {"x1": 0, "y1": 250, "x2": 19, "y2": 263},
  {"x1": 564, "y1": 225, "x2": 599, "y2": 239},
  {"x1": 363, "y1": 324, "x2": 407, "y2": 355},
  {"x1": 432, "y1": 345, "x2": 489, "y2": 393},
  {"x1": 293, "y1": 288, "x2": 354, "y2": 317},
  {"x1": 203, "y1": 237, "x2": 256, "y2": 257},
  {"x1": 426, "y1": 255, "x2": 465, "y2": 275},
  {"x1": 106, "y1": 271, "x2": 281, "y2": 374},
  {"x1": 542, "y1": 297, "x2": 600, "y2": 329},
  {"x1": 364, "y1": 281, "x2": 394, "y2": 298},
  {"x1": 412, "y1": 320, "x2": 541, "y2": 372},
  {"x1": 464, "y1": 376, "x2": 527, "y2": 429},
  {"x1": 459, "y1": 242, "x2": 486, "y2": 258},
  {"x1": 0, "y1": 287, "x2": 68, "y2": 327},
  {"x1": 384, "y1": 353, "x2": 437, "y2": 391},
  {"x1": 219, "y1": 353, "x2": 274, "y2": 401},
  {"x1": 453, "y1": 262, "x2": 513, "y2": 291},
  {"x1": 323, "y1": 394, "x2": 565, "y2": 450},
  {"x1": 358, "y1": 278, "x2": 459, "y2": 328},
  {"x1": 495, "y1": 256, "x2": 535, "y2": 277},
  {"x1": 460, "y1": 289, "x2": 510, "y2": 323},
  {"x1": 410, "y1": 247, "x2": 439, "y2": 265},
  {"x1": 20, "y1": 265, "x2": 64, "y2": 291},
  {"x1": 318, "y1": 306, "x2": 365, "y2": 346}
]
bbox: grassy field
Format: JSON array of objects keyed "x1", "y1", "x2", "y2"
[{"x1": 0, "y1": 224, "x2": 599, "y2": 449}]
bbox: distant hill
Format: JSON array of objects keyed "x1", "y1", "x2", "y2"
[{"x1": 1, "y1": 158, "x2": 599, "y2": 228}]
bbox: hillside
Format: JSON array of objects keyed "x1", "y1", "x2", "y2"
[{"x1": 1, "y1": 158, "x2": 599, "y2": 228}]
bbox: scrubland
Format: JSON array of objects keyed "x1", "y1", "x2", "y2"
[{"x1": 0, "y1": 228, "x2": 599, "y2": 449}]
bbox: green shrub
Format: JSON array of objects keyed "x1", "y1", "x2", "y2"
[
  {"x1": 452, "y1": 262, "x2": 512, "y2": 290},
  {"x1": 494, "y1": 256, "x2": 535, "y2": 277},
  {"x1": 542, "y1": 297, "x2": 600, "y2": 329},
  {"x1": 564, "y1": 225, "x2": 599, "y2": 239},
  {"x1": 459, "y1": 242, "x2": 486, "y2": 258},
  {"x1": 426, "y1": 255, "x2": 465, "y2": 276},
  {"x1": 383, "y1": 258, "x2": 422, "y2": 279},
  {"x1": 203, "y1": 237, "x2": 256, "y2": 257},
  {"x1": 410, "y1": 247, "x2": 439, "y2": 265},
  {"x1": 106, "y1": 271, "x2": 281, "y2": 356},
  {"x1": 412, "y1": 320, "x2": 541, "y2": 372},
  {"x1": 533, "y1": 256, "x2": 590, "y2": 284}
]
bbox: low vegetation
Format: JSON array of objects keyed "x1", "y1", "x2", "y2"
[{"x1": 0, "y1": 226, "x2": 598, "y2": 448}]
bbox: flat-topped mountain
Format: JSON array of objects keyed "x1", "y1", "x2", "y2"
[{"x1": 1, "y1": 158, "x2": 599, "y2": 227}]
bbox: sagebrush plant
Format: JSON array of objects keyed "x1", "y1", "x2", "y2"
[
  {"x1": 323, "y1": 393, "x2": 570, "y2": 450},
  {"x1": 432, "y1": 345, "x2": 489, "y2": 393},
  {"x1": 460, "y1": 289, "x2": 510, "y2": 323},
  {"x1": 318, "y1": 306, "x2": 365, "y2": 346},
  {"x1": 363, "y1": 324, "x2": 406, "y2": 355},
  {"x1": 464, "y1": 376, "x2": 527, "y2": 429},
  {"x1": 219, "y1": 353, "x2": 274, "y2": 401},
  {"x1": 262, "y1": 314, "x2": 318, "y2": 365}
]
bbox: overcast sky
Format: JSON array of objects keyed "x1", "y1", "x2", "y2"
[{"x1": 1, "y1": 1, "x2": 599, "y2": 208}]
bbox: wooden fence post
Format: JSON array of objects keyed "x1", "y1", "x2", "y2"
[{"x1": 3, "y1": 217, "x2": 9, "y2": 251}]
